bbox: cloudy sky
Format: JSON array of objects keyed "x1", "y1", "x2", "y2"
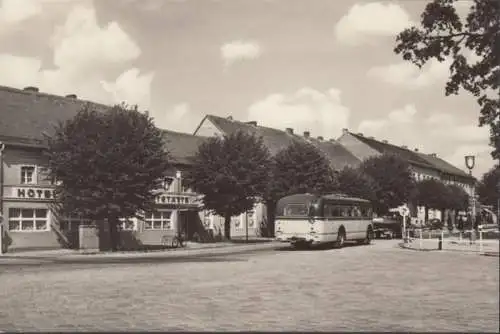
[{"x1": 0, "y1": 0, "x2": 495, "y2": 177}]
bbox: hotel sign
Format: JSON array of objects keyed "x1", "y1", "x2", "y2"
[
  {"x1": 154, "y1": 194, "x2": 200, "y2": 206},
  {"x1": 9, "y1": 187, "x2": 56, "y2": 200}
]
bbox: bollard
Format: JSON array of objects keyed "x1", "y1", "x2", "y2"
[{"x1": 438, "y1": 232, "x2": 443, "y2": 250}]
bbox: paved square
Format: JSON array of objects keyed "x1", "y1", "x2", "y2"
[{"x1": 0, "y1": 241, "x2": 498, "y2": 332}]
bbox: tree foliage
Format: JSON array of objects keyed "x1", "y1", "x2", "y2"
[
  {"x1": 394, "y1": 0, "x2": 500, "y2": 160},
  {"x1": 185, "y1": 130, "x2": 271, "y2": 239},
  {"x1": 415, "y1": 178, "x2": 450, "y2": 210},
  {"x1": 360, "y1": 154, "x2": 416, "y2": 214},
  {"x1": 477, "y1": 164, "x2": 500, "y2": 210},
  {"x1": 45, "y1": 104, "x2": 170, "y2": 250},
  {"x1": 447, "y1": 184, "x2": 470, "y2": 211},
  {"x1": 265, "y1": 141, "x2": 337, "y2": 202},
  {"x1": 336, "y1": 166, "x2": 377, "y2": 203}
]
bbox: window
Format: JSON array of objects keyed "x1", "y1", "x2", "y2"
[
  {"x1": 351, "y1": 205, "x2": 362, "y2": 217},
  {"x1": 144, "y1": 211, "x2": 172, "y2": 230},
  {"x1": 360, "y1": 206, "x2": 373, "y2": 218},
  {"x1": 8, "y1": 208, "x2": 48, "y2": 231},
  {"x1": 284, "y1": 204, "x2": 308, "y2": 216},
  {"x1": 60, "y1": 216, "x2": 91, "y2": 231},
  {"x1": 247, "y1": 210, "x2": 256, "y2": 228},
  {"x1": 119, "y1": 217, "x2": 137, "y2": 231},
  {"x1": 163, "y1": 177, "x2": 174, "y2": 190},
  {"x1": 20, "y1": 166, "x2": 36, "y2": 184}
]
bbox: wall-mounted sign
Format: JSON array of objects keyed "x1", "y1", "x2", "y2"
[
  {"x1": 155, "y1": 194, "x2": 197, "y2": 205},
  {"x1": 12, "y1": 187, "x2": 56, "y2": 200}
]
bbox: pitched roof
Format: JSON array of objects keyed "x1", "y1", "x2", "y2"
[
  {"x1": 307, "y1": 137, "x2": 361, "y2": 170},
  {"x1": 201, "y1": 115, "x2": 361, "y2": 170},
  {"x1": 0, "y1": 85, "x2": 205, "y2": 166},
  {"x1": 0, "y1": 85, "x2": 109, "y2": 147},
  {"x1": 347, "y1": 132, "x2": 473, "y2": 180},
  {"x1": 161, "y1": 129, "x2": 208, "y2": 165},
  {"x1": 416, "y1": 152, "x2": 471, "y2": 179}
]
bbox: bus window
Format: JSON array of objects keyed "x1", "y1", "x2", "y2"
[
  {"x1": 324, "y1": 204, "x2": 334, "y2": 218},
  {"x1": 332, "y1": 205, "x2": 342, "y2": 217},
  {"x1": 360, "y1": 206, "x2": 372, "y2": 218},
  {"x1": 340, "y1": 206, "x2": 350, "y2": 217},
  {"x1": 284, "y1": 204, "x2": 308, "y2": 216}
]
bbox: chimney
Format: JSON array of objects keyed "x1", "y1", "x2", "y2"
[
  {"x1": 23, "y1": 86, "x2": 39, "y2": 92},
  {"x1": 285, "y1": 128, "x2": 294, "y2": 135},
  {"x1": 357, "y1": 132, "x2": 364, "y2": 137},
  {"x1": 414, "y1": 148, "x2": 419, "y2": 152},
  {"x1": 402, "y1": 145, "x2": 408, "y2": 149},
  {"x1": 342, "y1": 128, "x2": 349, "y2": 134},
  {"x1": 65, "y1": 94, "x2": 77, "y2": 99},
  {"x1": 303, "y1": 131, "x2": 310, "y2": 138},
  {"x1": 246, "y1": 121, "x2": 257, "y2": 126},
  {"x1": 317, "y1": 136, "x2": 324, "y2": 141},
  {"x1": 382, "y1": 140, "x2": 388, "y2": 144}
]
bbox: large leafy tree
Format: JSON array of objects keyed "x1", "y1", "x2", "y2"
[
  {"x1": 361, "y1": 154, "x2": 416, "y2": 214},
  {"x1": 415, "y1": 178, "x2": 450, "y2": 221},
  {"x1": 185, "y1": 131, "x2": 271, "y2": 240},
  {"x1": 447, "y1": 184, "x2": 471, "y2": 212},
  {"x1": 477, "y1": 165, "x2": 500, "y2": 211},
  {"x1": 45, "y1": 104, "x2": 170, "y2": 251},
  {"x1": 263, "y1": 141, "x2": 338, "y2": 236},
  {"x1": 336, "y1": 166, "x2": 377, "y2": 203},
  {"x1": 394, "y1": 0, "x2": 500, "y2": 160}
]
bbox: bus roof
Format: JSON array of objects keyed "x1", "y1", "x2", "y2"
[{"x1": 277, "y1": 193, "x2": 371, "y2": 205}]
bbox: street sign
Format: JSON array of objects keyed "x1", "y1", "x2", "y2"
[{"x1": 398, "y1": 205, "x2": 409, "y2": 216}]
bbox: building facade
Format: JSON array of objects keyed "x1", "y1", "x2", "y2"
[
  {"x1": 0, "y1": 85, "x2": 244, "y2": 252},
  {"x1": 337, "y1": 129, "x2": 476, "y2": 223},
  {"x1": 193, "y1": 114, "x2": 363, "y2": 235}
]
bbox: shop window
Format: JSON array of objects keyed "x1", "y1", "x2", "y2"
[
  {"x1": 144, "y1": 211, "x2": 172, "y2": 230},
  {"x1": 8, "y1": 208, "x2": 48, "y2": 231},
  {"x1": 20, "y1": 166, "x2": 36, "y2": 184}
]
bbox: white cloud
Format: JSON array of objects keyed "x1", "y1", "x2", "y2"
[
  {"x1": 388, "y1": 104, "x2": 417, "y2": 123},
  {"x1": 247, "y1": 87, "x2": 350, "y2": 139},
  {"x1": 220, "y1": 40, "x2": 262, "y2": 67},
  {"x1": 0, "y1": 0, "x2": 42, "y2": 24},
  {"x1": 152, "y1": 103, "x2": 202, "y2": 133},
  {"x1": 356, "y1": 106, "x2": 495, "y2": 178},
  {"x1": 367, "y1": 58, "x2": 451, "y2": 89},
  {"x1": 0, "y1": 2, "x2": 153, "y2": 110},
  {"x1": 101, "y1": 68, "x2": 155, "y2": 110},
  {"x1": 335, "y1": 2, "x2": 413, "y2": 46}
]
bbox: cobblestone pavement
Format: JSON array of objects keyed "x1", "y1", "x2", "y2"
[{"x1": 0, "y1": 240, "x2": 498, "y2": 332}]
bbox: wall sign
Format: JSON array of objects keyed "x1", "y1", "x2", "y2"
[
  {"x1": 12, "y1": 187, "x2": 56, "y2": 200},
  {"x1": 155, "y1": 195, "x2": 192, "y2": 205}
]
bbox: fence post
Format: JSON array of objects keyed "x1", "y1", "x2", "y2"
[
  {"x1": 439, "y1": 230, "x2": 444, "y2": 251},
  {"x1": 419, "y1": 228, "x2": 422, "y2": 250},
  {"x1": 479, "y1": 225, "x2": 483, "y2": 253}
]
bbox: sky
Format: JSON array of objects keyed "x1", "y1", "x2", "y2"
[{"x1": 0, "y1": 0, "x2": 496, "y2": 178}]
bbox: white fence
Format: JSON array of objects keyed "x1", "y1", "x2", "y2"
[{"x1": 403, "y1": 227, "x2": 499, "y2": 254}]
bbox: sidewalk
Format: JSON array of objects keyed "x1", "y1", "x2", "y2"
[
  {"x1": 0, "y1": 239, "x2": 281, "y2": 264},
  {"x1": 400, "y1": 237, "x2": 499, "y2": 256}
]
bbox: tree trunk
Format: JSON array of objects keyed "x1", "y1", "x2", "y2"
[
  {"x1": 424, "y1": 207, "x2": 429, "y2": 223},
  {"x1": 224, "y1": 214, "x2": 231, "y2": 240},
  {"x1": 265, "y1": 201, "x2": 276, "y2": 238},
  {"x1": 108, "y1": 216, "x2": 120, "y2": 252}
]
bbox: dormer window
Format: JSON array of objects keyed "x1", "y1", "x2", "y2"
[
  {"x1": 21, "y1": 166, "x2": 36, "y2": 184},
  {"x1": 163, "y1": 177, "x2": 174, "y2": 190}
]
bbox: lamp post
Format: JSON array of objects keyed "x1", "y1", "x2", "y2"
[
  {"x1": 0, "y1": 142, "x2": 5, "y2": 255},
  {"x1": 465, "y1": 155, "x2": 476, "y2": 231},
  {"x1": 175, "y1": 171, "x2": 183, "y2": 240}
]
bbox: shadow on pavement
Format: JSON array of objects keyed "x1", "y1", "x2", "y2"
[
  {"x1": 274, "y1": 241, "x2": 368, "y2": 252},
  {"x1": 0, "y1": 253, "x2": 249, "y2": 272}
]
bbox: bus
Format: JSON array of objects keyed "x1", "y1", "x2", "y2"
[{"x1": 274, "y1": 193, "x2": 374, "y2": 248}]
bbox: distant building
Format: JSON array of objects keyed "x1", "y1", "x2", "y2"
[
  {"x1": 337, "y1": 129, "x2": 476, "y2": 223},
  {"x1": 193, "y1": 114, "x2": 362, "y2": 234}
]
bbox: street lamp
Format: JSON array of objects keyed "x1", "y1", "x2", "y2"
[
  {"x1": 175, "y1": 171, "x2": 184, "y2": 241},
  {"x1": 465, "y1": 155, "x2": 476, "y2": 231}
]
